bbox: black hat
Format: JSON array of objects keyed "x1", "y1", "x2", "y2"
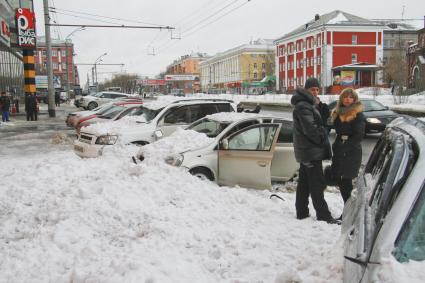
[{"x1": 304, "y1": 78, "x2": 320, "y2": 89}]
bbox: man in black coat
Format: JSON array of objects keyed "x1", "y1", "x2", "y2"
[
  {"x1": 291, "y1": 78, "x2": 338, "y2": 224},
  {"x1": 25, "y1": 93, "x2": 38, "y2": 121}
]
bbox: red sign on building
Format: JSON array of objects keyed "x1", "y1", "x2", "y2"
[
  {"x1": 15, "y1": 8, "x2": 36, "y2": 48},
  {"x1": 0, "y1": 17, "x2": 11, "y2": 47}
]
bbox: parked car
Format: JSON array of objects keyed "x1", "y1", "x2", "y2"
[
  {"x1": 77, "y1": 103, "x2": 144, "y2": 131},
  {"x1": 171, "y1": 89, "x2": 185, "y2": 97},
  {"x1": 78, "y1": 91, "x2": 129, "y2": 110},
  {"x1": 341, "y1": 116, "x2": 425, "y2": 282},
  {"x1": 137, "y1": 113, "x2": 298, "y2": 190},
  {"x1": 328, "y1": 98, "x2": 399, "y2": 134},
  {"x1": 36, "y1": 91, "x2": 48, "y2": 104},
  {"x1": 73, "y1": 98, "x2": 236, "y2": 158}
]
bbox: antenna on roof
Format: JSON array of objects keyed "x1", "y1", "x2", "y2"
[
  {"x1": 402, "y1": 5, "x2": 405, "y2": 21},
  {"x1": 315, "y1": 14, "x2": 320, "y2": 21}
]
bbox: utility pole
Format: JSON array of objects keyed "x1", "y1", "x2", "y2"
[{"x1": 43, "y1": 0, "x2": 55, "y2": 117}]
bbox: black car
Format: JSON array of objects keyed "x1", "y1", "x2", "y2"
[{"x1": 328, "y1": 98, "x2": 400, "y2": 134}]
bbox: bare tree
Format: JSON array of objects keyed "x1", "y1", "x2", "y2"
[
  {"x1": 384, "y1": 52, "x2": 409, "y2": 104},
  {"x1": 99, "y1": 73, "x2": 140, "y2": 93}
]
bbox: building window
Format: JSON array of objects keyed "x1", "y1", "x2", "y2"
[
  {"x1": 42, "y1": 50, "x2": 46, "y2": 57},
  {"x1": 62, "y1": 63, "x2": 67, "y2": 70},
  {"x1": 53, "y1": 62, "x2": 58, "y2": 69},
  {"x1": 352, "y1": 35, "x2": 357, "y2": 45},
  {"x1": 317, "y1": 35, "x2": 321, "y2": 46},
  {"x1": 262, "y1": 72, "x2": 266, "y2": 78},
  {"x1": 352, "y1": 53, "x2": 357, "y2": 64},
  {"x1": 262, "y1": 63, "x2": 266, "y2": 69},
  {"x1": 254, "y1": 72, "x2": 258, "y2": 79},
  {"x1": 52, "y1": 50, "x2": 57, "y2": 56},
  {"x1": 254, "y1": 63, "x2": 257, "y2": 69}
]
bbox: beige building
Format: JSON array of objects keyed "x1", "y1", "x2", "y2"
[
  {"x1": 200, "y1": 39, "x2": 275, "y2": 94},
  {"x1": 165, "y1": 53, "x2": 207, "y2": 93}
]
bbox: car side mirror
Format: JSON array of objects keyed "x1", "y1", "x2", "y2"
[
  {"x1": 385, "y1": 106, "x2": 389, "y2": 110},
  {"x1": 221, "y1": 138, "x2": 229, "y2": 150}
]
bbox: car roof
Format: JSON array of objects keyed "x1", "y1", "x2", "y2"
[
  {"x1": 205, "y1": 112, "x2": 290, "y2": 123},
  {"x1": 144, "y1": 97, "x2": 234, "y2": 110}
]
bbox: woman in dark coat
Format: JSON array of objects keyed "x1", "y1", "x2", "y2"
[{"x1": 330, "y1": 88, "x2": 365, "y2": 204}]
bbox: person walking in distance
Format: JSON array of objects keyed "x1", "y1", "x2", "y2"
[
  {"x1": 0, "y1": 91, "x2": 11, "y2": 122},
  {"x1": 25, "y1": 93, "x2": 38, "y2": 121},
  {"x1": 291, "y1": 78, "x2": 339, "y2": 224},
  {"x1": 55, "y1": 91, "x2": 61, "y2": 107},
  {"x1": 330, "y1": 88, "x2": 365, "y2": 211}
]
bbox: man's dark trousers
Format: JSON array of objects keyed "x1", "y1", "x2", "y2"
[{"x1": 296, "y1": 160, "x2": 332, "y2": 220}]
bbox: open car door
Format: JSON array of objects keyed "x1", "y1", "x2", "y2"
[{"x1": 217, "y1": 123, "x2": 281, "y2": 190}]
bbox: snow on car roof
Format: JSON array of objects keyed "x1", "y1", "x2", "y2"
[
  {"x1": 81, "y1": 115, "x2": 146, "y2": 136},
  {"x1": 142, "y1": 96, "x2": 234, "y2": 110},
  {"x1": 205, "y1": 112, "x2": 267, "y2": 123}
]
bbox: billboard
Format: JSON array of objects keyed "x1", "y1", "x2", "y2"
[
  {"x1": 137, "y1": 79, "x2": 166, "y2": 86},
  {"x1": 15, "y1": 8, "x2": 36, "y2": 48},
  {"x1": 0, "y1": 16, "x2": 10, "y2": 47},
  {"x1": 36, "y1": 75, "x2": 61, "y2": 89},
  {"x1": 341, "y1": 71, "x2": 355, "y2": 86},
  {"x1": 164, "y1": 74, "x2": 199, "y2": 81}
]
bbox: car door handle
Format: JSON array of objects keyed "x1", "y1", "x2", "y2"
[{"x1": 257, "y1": 161, "x2": 267, "y2": 167}]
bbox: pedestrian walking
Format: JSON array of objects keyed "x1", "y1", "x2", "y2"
[
  {"x1": 0, "y1": 91, "x2": 11, "y2": 122},
  {"x1": 291, "y1": 77, "x2": 339, "y2": 224},
  {"x1": 55, "y1": 91, "x2": 61, "y2": 107},
  {"x1": 329, "y1": 88, "x2": 365, "y2": 208},
  {"x1": 25, "y1": 93, "x2": 38, "y2": 121}
]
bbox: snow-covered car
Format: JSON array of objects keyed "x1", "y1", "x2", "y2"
[
  {"x1": 77, "y1": 102, "x2": 144, "y2": 132},
  {"x1": 73, "y1": 98, "x2": 235, "y2": 158},
  {"x1": 137, "y1": 112, "x2": 298, "y2": 190},
  {"x1": 70, "y1": 101, "x2": 143, "y2": 130},
  {"x1": 342, "y1": 116, "x2": 425, "y2": 282},
  {"x1": 78, "y1": 91, "x2": 129, "y2": 110},
  {"x1": 66, "y1": 102, "x2": 114, "y2": 127}
]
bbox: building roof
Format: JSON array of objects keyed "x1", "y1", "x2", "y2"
[
  {"x1": 200, "y1": 39, "x2": 275, "y2": 65},
  {"x1": 36, "y1": 36, "x2": 74, "y2": 47},
  {"x1": 275, "y1": 10, "x2": 383, "y2": 43},
  {"x1": 373, "y1": 20, "x2": 418, "y2": 32}
]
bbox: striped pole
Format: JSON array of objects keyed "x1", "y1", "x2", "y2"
[{"x1": 23, "y1": 49, "x2": 36, "y2": 95}]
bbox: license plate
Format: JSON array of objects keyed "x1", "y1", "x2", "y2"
[{"x1": 74, "y1": 144, "x2": 84, "y2": 153}]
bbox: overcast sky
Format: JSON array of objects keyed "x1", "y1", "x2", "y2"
[{"x1": 33, "y1": 0, "x2": 425, "y2": 86}]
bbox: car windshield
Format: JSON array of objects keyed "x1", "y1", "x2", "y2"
[
  {"x1": 393, "y1": 184, "x2": 425, "y2": 263},
  {"x1": 362, "y1": 100, "x2": 387, "y2": 112},
  {"x1": 92, "y1": 92, "x2": 103, "y2": 97},
  {"x1": 187, "y1": 118, "x2": 230, "y2": 138},
  {"x1": 96, "y1": 104, "x2": 115, "y2": 115},
  {"x1": 136, "y1": 106, "x2": 162, "y2": 122},
  {"x1": 98, "y1": 106, "x2": 125, "y2": 119}
]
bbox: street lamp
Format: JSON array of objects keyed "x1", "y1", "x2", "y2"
[
  {"x1": 94, "y1": 52, "x2": 108, "y2": 90},
  {"x1": 64, "y1": 27, "x2": 85, "y2": 99}
]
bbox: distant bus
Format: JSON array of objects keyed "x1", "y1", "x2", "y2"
[{"x1": 105, "y1": 87, "x2": 122, "y2": 92}]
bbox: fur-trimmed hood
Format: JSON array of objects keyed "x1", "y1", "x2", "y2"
[{"x1": 331, "y1": 101, "x2": 363, "y2": 122}]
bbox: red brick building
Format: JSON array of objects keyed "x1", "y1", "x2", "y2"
[
  {"x1": 34, "y1": 37, "x2": 79, "y2": 92},
  {"x1": 274, "y1": 10, "x2": 384, "y2": 93}
]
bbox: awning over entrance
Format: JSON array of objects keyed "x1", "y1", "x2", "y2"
[{"x1": 332, "y1": 62, "x2": 382, "y2": 71}]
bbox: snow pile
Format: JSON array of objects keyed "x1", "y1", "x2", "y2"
[
  {"x1": 0, "y1": 132, "x2": 345, "y2": 283},
  {"x1": 138, "y1": 128, "x2": 215, "y2": 164},
  {"x1": 81, "y1": 116, "x2": 145, "y2": 136}
]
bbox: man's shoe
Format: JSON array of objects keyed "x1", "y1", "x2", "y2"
[
  {"x1": 318, "y1": 217, "x2": 341, "y2": 225},
  {"x1": 296, "y1": 213, "x2": 310, "y2": 220}
]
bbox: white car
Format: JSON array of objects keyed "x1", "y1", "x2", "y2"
[
  {"x1": 137, "y1": 112, "x2": 298, "y2": 190},
  {"x1": 79, "y1": 91, "x2": 129, "y2": 110},
  {"x1": 73, "y1": 99, "x2": 235, "y2": 158},
  {"x1": 342, "y1": 116, "x2": 425, "y2": 282}
]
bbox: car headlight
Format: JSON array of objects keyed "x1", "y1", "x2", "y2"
[
  {"x1": 366, "y1": 117, "x2": 381, "y2": 124},
  {"x1": 165, "y1": 154, "x2": 184, "y2": 167},
  {"x1": 95, "y1": 135, "x2": 118, "y2": 145}
]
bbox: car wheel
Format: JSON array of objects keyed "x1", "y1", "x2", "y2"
[
  {"x1": 190, "y1": 167, "x2": 214, "y2": 181},
  {"x1": 88, "y1": 102, "x2": 98, "y2": 110}
]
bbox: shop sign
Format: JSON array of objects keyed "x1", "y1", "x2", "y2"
[
  {"x1": 164, "y1": 74, "x2": 199, "y2": 81},
  {"x1": 0, "y1": 17, "x2": 10, "y2": 47},
  {"x1": 15, "y1": 8, "x2": 36, "y2": 48},
  {"x1": 137, "y1": 79, "x2": 166, "y2": 85}
]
